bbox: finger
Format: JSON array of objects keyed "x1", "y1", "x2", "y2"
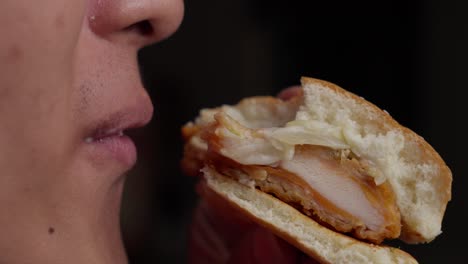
[
  {"x1": 299, "y1": 253, "x2": 322, "y2": 264},
  {"x1": 227, "y1": 227, "x2": 299, "y2": 264},
  {"x1": 188, "y1": 200, "x2": 230, "y2": 264},
  {"x1": 301, "y1": 258, "x2": 322, "y2": 264},
  {"x1": 196, "y1": 181, "x2": 254, "y2": 238},
  {"x1": 276, "y1": 85, "x2": 302, "y2": 100},
  {"x1": 190, "y1": 181, "x2": 323, "y2": 264},
  {"x1": 189, "y1": 181, "x2": 256, "y2": 264}
]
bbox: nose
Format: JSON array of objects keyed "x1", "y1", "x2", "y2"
[{"x1": 88, "y1": 0, "x2": 184, "y2": 47}]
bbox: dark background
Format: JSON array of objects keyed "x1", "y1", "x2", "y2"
[{"x1": 121, "y1": 0, "x2": 465, "y2": 263}]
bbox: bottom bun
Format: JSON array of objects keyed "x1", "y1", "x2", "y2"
[{"x1": 202, "y1": 166, "x2": 417, "y2": 264}]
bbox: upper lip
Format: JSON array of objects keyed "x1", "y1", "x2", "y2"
[{"x1": 85, "y1": 104, "x2": 153, "y2": 143}]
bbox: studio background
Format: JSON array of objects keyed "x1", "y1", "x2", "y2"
[{"x1": 121, "y1": 0, "x2": 465, "y2": 263}]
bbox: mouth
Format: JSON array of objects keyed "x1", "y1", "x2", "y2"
[
  {"x1": 85, "y1": 126, "x2": 138, "y2": 168},
  {"x1": 84, "y1": 108, "x2": 152, "y2": 169}
]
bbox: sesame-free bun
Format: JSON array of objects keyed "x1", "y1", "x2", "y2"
[
  {"x1": 202, "y1": 166, "x2": 418, "y2": 264},
  {"x1": 298, "y1": 77, "x2": 451, "y2": 243}
]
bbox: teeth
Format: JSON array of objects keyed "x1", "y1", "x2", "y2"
[
  {"x1": 118, "y1": 131, "x2": 124, "y2": 136},
  {"x1": 85, "y1": 137, "x2": 94, "y2": 143}
]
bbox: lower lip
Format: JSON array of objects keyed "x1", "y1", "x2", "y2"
[{"x1": 88, "y1": 135, "x2": 138, "y2": 168}]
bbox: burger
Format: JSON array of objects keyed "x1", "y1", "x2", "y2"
[{"x1": 182, "y1": 77, "x2": 452, "y2": 263}]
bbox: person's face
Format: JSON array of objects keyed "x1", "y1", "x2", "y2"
[{"x1": 0, "y1": 0, "x2": 183, "y2": 262}]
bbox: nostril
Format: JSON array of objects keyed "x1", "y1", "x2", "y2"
[{"x1": 125, "y1": 20, "x2": 153, "y2": 36}]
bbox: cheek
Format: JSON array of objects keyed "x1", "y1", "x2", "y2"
[{"x1": 0, "y1": 0, "x2": 86, "y2": 177}]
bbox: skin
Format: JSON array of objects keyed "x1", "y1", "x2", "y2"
[
  {"x1": 189, "y1": 182, "x2": 319, "y2": 264},
  {"x1": 0, "y1": 0, "x2": 313, "y2": 262},
  {"x1": 0, "y1": 0, "x2": 183, "y2": 263}
]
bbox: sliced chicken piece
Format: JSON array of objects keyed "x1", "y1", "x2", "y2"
[{"x1": 206, "y1": 143, "x2": 400, "y2": 243}]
